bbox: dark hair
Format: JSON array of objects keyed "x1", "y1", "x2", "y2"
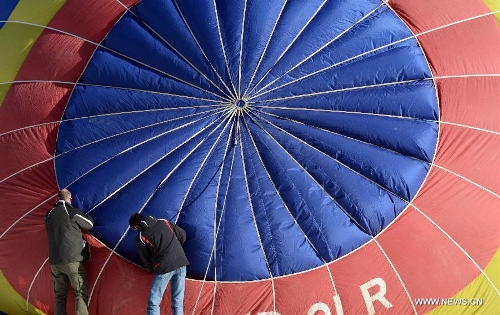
[{"x1": 129, "y1": 213, "x2": 145, "y2": 227}]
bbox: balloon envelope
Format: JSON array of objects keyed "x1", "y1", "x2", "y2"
[{"x1": 1, "y1": 0, "x2": 499, "y2": 314}]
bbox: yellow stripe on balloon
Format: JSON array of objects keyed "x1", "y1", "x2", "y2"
[
  {"x1": 484, "y1": 0, "x2": 500, "y2": 24},
  {"x1": 0, "y1": 270, "x2": 47, "y2": 315},
  {"x1": 0, "y1": 0, "x2": 66, "y2": 106},
  {"x1": 426, "y1": 247, "x2": 500, "y2": 314}
]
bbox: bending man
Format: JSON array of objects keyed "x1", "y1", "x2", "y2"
[{"x1": 129, "y1": 213, "x2": 189, "y2": 315}]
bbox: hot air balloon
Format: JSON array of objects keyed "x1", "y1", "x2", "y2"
[{"x1": 1, "y1": 0, "x2": 499, "y2": 314}]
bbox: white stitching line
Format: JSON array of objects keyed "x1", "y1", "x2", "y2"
[
  {"x1": 1, "y1": 20, "x2": 230, "y2": 101},
  {"x1": 247, "y1": 3, "x2": 384, "y2": 97},
  {"x1": 192, "y1": 121, "x2": 238, "y2": 315},
  {"x1": 248, "y1": 10, "x2": 500, "y2": 101},
  {"x1": 241, "y1": 110, "x2": 340, "y2": 297},
  {"x1": 238, "y1": 115, "x2": 277, "y2": 312},
  {"x1": 413, "y1": 204, "x2": 500, "y2": 295},
  {"x1": 88, "y1": 113, "x2": 232, "y2": 302}
]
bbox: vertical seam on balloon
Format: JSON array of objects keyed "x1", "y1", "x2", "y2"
[
  {"x1": 432, "y1": 164, "x2": 499, "y2": 198},
  {"x1": 249, "y1": 9, "x2": 500, "y2": 101},
  {"x1": 198, "y1": 122, "x2": 238, "y2": 315},
  {"x1": 245, "y1": 0, "x2": 328, "y2": 97},
  {"x1": 1, "y1": 20, "x2": 230, "y2": 102},
  {"x1": 171, "y1": 0, "x2": 237, "y2": 99},
  {"x1": 249, "y1": 76, "x2": 500, "y2": 134},
  {"x1": 173, "y1": 112, "x2": 236, "y2": 221},
  {"x1": 237, "y1": 0, "x2": 248, "y2": 97},
  {"x1": 246, "y1": 108, "x2": 370, "y2": 238},
  {"x1": 0, "y1": 194, "x2": 56, "y2": 239},
  {"x1": 437, "y1": 120, "x2": 500, "y2": 135},
  {"x1": 238, "y1": 114, "x2": 277, "y2": 312},
  {"x1": 416, "y1": 10, "x2": 500, "y2": 37},
  {"x1": 114, "y1": 0, "x2": 130, "y2": 11},
  {"x1": 4, "y1": 197, "x2": 56, "y2": 310},
  {"x1": 248, "y1": 3, "x2": 385, "y2": 98},
  {"x1": 241, "y1": 110, "x2": 340, "y2": 296},
  {"x1": 242, "y1": 117, "x2": 281, "y2": 272},
  {"x1": 384, "y1": 0, "x2": 441, "y2": 218},
  {"x1": 252, "y1": 107, "x2": 434, "y2": 162},
  {"x1": 173, "y1": 113, "x2": 236, "y2": 223},
  {"x1": 2, "y1": 198, "x2": 58, "y2": 311},
  {"x1": 75, "y1": 110, "x2": 229, "y2": 213},
  {"x1": 251, "y1": 107, "x2": 431, "y2": 218},
  {"x1": 138, "y1": 113, "x2": 232, "y2": 223},
  {"x1": 117, "y1": 1, "x2": 234, "y2": 100},
  {"x1": 412, "y1": 204, "x2": 500, "y2": 296},
  {"x1": 247, "y1": 110, "x2": 395, "y2": 234},
  {"x1": 434, "y1": 74, "x2": 500, "y2": 79},
  {"x1": 249, "y1": 35, "x2": 417, "y2": 101},
  {"x1": 252, "y1": 78, "x2": 428, "y2": 103},
  {"x1": 156, "y1": 115, "x2": 235, "y2": 312},
  {"x1": 77, "y1": 109, "x2": 229, "y2": 215},
  {"x1": 89, "y1": 224, "x2": 134, "y2": 305},
  {"x1": 51, "y1": 3, "x2": 133, "y2": 193},
  {"x1": 25, "y1": 257, "x2": 50, "y2": 312},
  {"x1": 0, "y1": 108, "x2": 225, "y2": 188},
  {"x1": 373, "y1": 239, "x2": 419, "y2": 314},
  {"x1": 251, "y1": 104, "x2": 436, "y2": 122},
  {"x1": 242, "y1": 0, "x2": 288, "y2": 97},
  {"x1": 211, "y1": 0, "x2": 239, "y2": 98},
  {"x1": 192, "y1": 121, "x2": 238, "y2": 315},
  {"x1": 87, "y1": 113, "x2": 233, "y2": 304},
  {"x1": 0, "y1": 80, "x2": 227, "y2": 113}
]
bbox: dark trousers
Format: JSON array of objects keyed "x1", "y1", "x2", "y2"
[{"x1": 50, "y1": 261, "x2": 89, "y2": 315}]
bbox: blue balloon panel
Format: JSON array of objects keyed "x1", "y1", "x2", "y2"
[
  {"x1": 55, "y1": 0, "x2": 438, "y2": 281},
  {"x1": 0, "y1": 0, "x2": 18, "y2": 29}
]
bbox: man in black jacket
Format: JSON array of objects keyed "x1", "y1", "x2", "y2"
[
  {"x1": 45, "y1": 189, "x2": 94, "y2": 315},
  {"x1": 129, "y1": 213, "x2": 189, "y2": 315}
]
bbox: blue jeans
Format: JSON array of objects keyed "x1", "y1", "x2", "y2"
[{"x1": 147, "y1": 266, "x2": 186, "y2": 315}]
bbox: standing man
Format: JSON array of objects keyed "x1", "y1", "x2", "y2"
[
  {"x1": 45, "y1": 188, "x2": 94, "y2": 315},
  {"x1": 129, "y1": 213, "x2": 189, "y2": 315}
]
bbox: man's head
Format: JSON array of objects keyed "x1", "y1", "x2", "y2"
[
  {"x1": 58, "y1": 189, "x2": 72, "y2": 204},
  {"x1": 129, "y1": 213, "x2": 145, "y2": 230}
]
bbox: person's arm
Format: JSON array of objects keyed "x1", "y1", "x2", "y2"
[
  {"x1": 44, "y1": 209, "x2": 53, "y2": 225},
  {"x1": 69, "y1": 207, "x2": 94, "y2": 231},
  {"x1": 136, "y1": 238, "x2": 153, "y2": 271},
  {"x1": 173, "y1": 223, "x2": 187, "y2": 244}
]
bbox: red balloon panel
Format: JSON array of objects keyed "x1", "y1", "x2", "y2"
[
  {"x1": 389, "y1": 0, "x2": 490, "y2": 34},
  {"x1": 84, "y1": 247, "x2": 151, "y2": 314},
  {"x1": 414, "y1": 167, "x2": 500, "y2": 268},
  {"x1": 435, "y1": 125, "x2": 500, "y2": 194},
  {"x1": 328, "y1": 241, "x2": 415, "y2": 315},
  {"x1": 0, "y1": 165, "x2": 56, "y2": 238},
  {"x1": 0, "y1": 83, "x2": 69, "y2": 134},
  {"x1": 274, "y1": 266, "x2": 336, "y2": 314},
  {"x1": 212, "y1": 280, "x2": 274, "y2": 315},
  {"x1": 437, "y1": 77, "x2": 500, "y2": 133},
  {"x1": 377, "y1": 206, "x2": 483, "y2": 314}
]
